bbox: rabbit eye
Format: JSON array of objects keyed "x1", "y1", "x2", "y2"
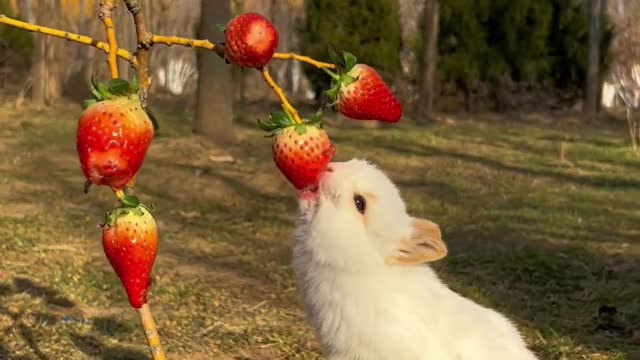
[{"x1": 353, "y1": 194, "x2": 366, "y2": 215}]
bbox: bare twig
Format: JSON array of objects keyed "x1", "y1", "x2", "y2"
[
  {"x1": 123, "y1": 0, "x2": 153, "y2": 106},
  {"x1": 261, "y1": 68, "x2": 302, "y2": 124},
  {"x1": 0, "y1": 12, "x2": 337, "y2": 117},
  {"x1": 148, "y1": 37, "x2": 336, "y2": 70},
  {"x1": 272, "y1": 52, "x2": 336, "y2": 69},
  {"x1": 99, "y1": 1, "x2": 120, "y2": 79},
  {"x1": 0, "y1": 14, "x2": 137, "y2": 67},
  {"x1": 151, "y1": 34, "x2": 225, "y2": 58},
  {"x1": 137, "y1": 304, "x2": 167, "y2": 360},
  {"x1": 0, "y1": 7, "x2": 350, "y2": 360}
]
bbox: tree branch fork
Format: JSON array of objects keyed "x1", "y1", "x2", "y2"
[
  {"x1": 0, "y1": 11, "x2": 336, "y2": 113},
  {"x1": 0, "y1": 5, "x2": 338, "y2": 359}
]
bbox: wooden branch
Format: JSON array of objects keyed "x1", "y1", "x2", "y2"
[
  {"x1": 272, "y1": 53, "x2": 336, "y2": 69},
  {"x1": 137, "y1": 304, "x2": 167, "y2": 360},
  {"x1": 148, "y1": 37, "x2": 333, "y2": 69},
  {"x1": 151, "y1": 34, "x2": 225, "y2": 58},
  {"x1": 99, "y1": 0, "x2": 120, "y2": 79},
  {"x1": 146, "y1": 36, "x2": 336, "y2": 70},
  {"x1": 123, "y1": 0, "x2": 152, "y2": 106},
  {"x1": 0, "y1": 14, "x2": 137, "y2": 67},
  {"x1": 0, "y1": 10, "x2": 336, "y2": 127},
  {"x1": 261, "y1": 68, "x2": 302, "y2": 124},
  {"x1": 113, "y1": 189, "x2": 126, "y2": 200},
  {"x1": 0, "y1": 14, "x2": 337, "y2": 73}
]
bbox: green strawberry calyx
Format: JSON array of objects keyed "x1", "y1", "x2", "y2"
[
  {"x1": 83, "y1": 75, "x2": 159, "y2": 131},
  {"x1": 101, "y1": 195, "x2": 153, "y2": 227},
  {"x1": 257, "y1": 106, "x2": 324, "y2": 137},
  {"x1": 83, "y1": 76, "x2": 141, "y2": 109},
  {"x1": 324, "y1": 51, "x2": 360, "y2": 107}
]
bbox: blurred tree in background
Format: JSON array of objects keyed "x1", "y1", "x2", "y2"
[
  {"x1": 416, "y1": 0, "x2": 613, "y2": 111},
  {"x1": 0, "y1": 0, "x2": 33, "y2": 62},
  {"x1": 298, "y1": 0, "x2": 613, "y2": 112},
  {"x1": 0, "y1": 0, "x2": 619, "y2": 115},
  {"x1": 194, "y1": 0, "x2": 234, "y2": 145},
  {"x1": 302, "y1": 0, "x2": 402, "y2": 101}
]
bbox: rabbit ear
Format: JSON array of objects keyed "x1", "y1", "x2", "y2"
[{"x1": 385, "y1": 218, "x2": 447, "y2": 266}]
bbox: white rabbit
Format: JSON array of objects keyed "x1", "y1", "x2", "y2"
[{"x1": 292, "y1": 159, "x2": 538, "y2": 360}]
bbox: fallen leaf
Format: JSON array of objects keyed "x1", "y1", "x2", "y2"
[
  {"x1": 209, "y1": 154, "x2": 235, "y2": 163},
  {"x1": 178, "y1": 210, "x2": 201, "y2": 221}
]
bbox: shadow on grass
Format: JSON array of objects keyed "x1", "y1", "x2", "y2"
[
  {"x1": 13, "y1": 277, "x2": 74, "y2": 308},
  {"x1": 0, "y1": 276, "x2": 149, "y2": 359},
  {"x1": 70, "y1": 333, "x2": 149, "y2": 360},
  {"x1": 92, "y1": 316, "x2": 137, "y2": 337},
  {"x1": 0, "y1": 277, "x2": 74, "y2": 360},
  {"x1": 0, "y1": 344, "x2": 30, "y2": 360},
  {"x1": 438, "y1": 240, "x2": 639, "y2": 358},
  {"x1": 345, "y1": 135, "x2": 640, "y2": 190},
  {"x1": 3, "y1": 105, "x2": 638, "y2": 358}
]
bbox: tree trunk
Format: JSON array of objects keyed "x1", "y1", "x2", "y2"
[
  {"x1": 193, "y1": 0, "x2": 234, "y2": 144},
  {"x1": 584, "y1": 0, "x2": 602, "y2": 114},
  {"x1": 418, "y1": 0, "x2": 440, "y2": 120},
  {"x1": 19, "y1": 0, "x2": 34, "y2": 23},
  {"x1": 45, "y1": 35, "x2": 64, "y2": 103},
  {"x1": 31, "y1": 35, "x2": 47, "y2": 108},
  {"x1": 42, "y1": 0, "x2": 64, "y2": 104},
  {"x1": 29, "y1": 0, "x2": 45, "y2": 107}
]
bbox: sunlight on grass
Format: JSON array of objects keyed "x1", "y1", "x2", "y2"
[{"x1": 0, "y1": 105, "x2": 638, "y2": 359}]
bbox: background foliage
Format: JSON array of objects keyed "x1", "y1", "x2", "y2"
[
  {"x1": 301, "y1": 0, "x2": 402, "y2": 99},
  {"x1": 0, "y1": 0, "x2": 33, "y2": 65},
  {"x1": 300, "y1": 0, "x2": 614, "y2": 108},
  {"x1": 436, "y1": 0, "x2": 612, "y2": 106}
]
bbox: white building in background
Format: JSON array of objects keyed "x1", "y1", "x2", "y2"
[
  {"x1": 601, "y1": 0, "x2": 639, "y2": 109},
  {"x1": 602, "y1": 64, "x2": 640, "y2": 109}
]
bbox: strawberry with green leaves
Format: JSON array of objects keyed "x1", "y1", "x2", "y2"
[
  {"x1": 102, "y1": 195, "x2": 158, "y2": 309},
  {"x1": 259, "y1": 111, "x2": 335, "y2": 190},
  {"x1": 325, "y1": 52, "x2": 402, "y2": 123},
  {"x1": 223, "y1": 12, "x2": 279, "y2": 69},
  {"x1": 77, "y1": 77, "x2": 157, "y2": 192}
]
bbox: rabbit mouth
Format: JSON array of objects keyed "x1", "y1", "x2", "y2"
[
  {"x1": 299, "y1": 184, "x2": 319, "y2": 200},
  {"x1": 299, "y1": 164, "x2": 334, "y2": 201}
]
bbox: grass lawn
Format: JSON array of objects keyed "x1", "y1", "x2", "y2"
[{"x1": 0, "y1": 100, "x2": 638, "y2": 359}]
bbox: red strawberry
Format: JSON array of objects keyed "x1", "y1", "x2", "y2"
[
  {"x1": 223, "y1": 12, "x2": 279, "y2": 68},
  {"x1": 102, "y1": 198, "x2": 158, "y2": 309},
  {"x1": 77, "y1": 78, "x2": 155, "y2": 191},
  {"x1": 326, "y1": 53, "x2": 402, "y2": 123},
  {"x1": 259, "y1": 111, "x2": 335, "y2": 190}
]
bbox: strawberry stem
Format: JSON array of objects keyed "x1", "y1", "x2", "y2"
[
  {"x1": 113, "y1": 189, "x2": 126, "y2": 201},
  {"x1": 261, "y1": 68, "x2": 303, "y2": 124},
  {"x1": 322, "y1": 67, "x2": 340, "y2": 80},
  {"x1": 120, "y1": 194, "x2": 140, "y2": 208}
]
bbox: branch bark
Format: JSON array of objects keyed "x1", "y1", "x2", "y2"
[
  {"x1": 0, "y1": 14, "x2": 137, "y2": 66},
  {"x1": 137, "y1": 304, "x2": 167, "y2": 360},
  {"x1": 123, "y1": 0, "x2": 153, "y2": 106},
  {"x1": 99, "y1": 0, "x2": 120, "y2": 79}
]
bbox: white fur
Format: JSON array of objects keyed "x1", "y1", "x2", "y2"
[{"x1": 292, "y1": 159, "x2": 538, "y2": 360}]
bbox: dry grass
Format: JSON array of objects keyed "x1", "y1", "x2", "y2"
[{"x1": 0, "y1": 100, "x2": 638, "y2": 359}]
